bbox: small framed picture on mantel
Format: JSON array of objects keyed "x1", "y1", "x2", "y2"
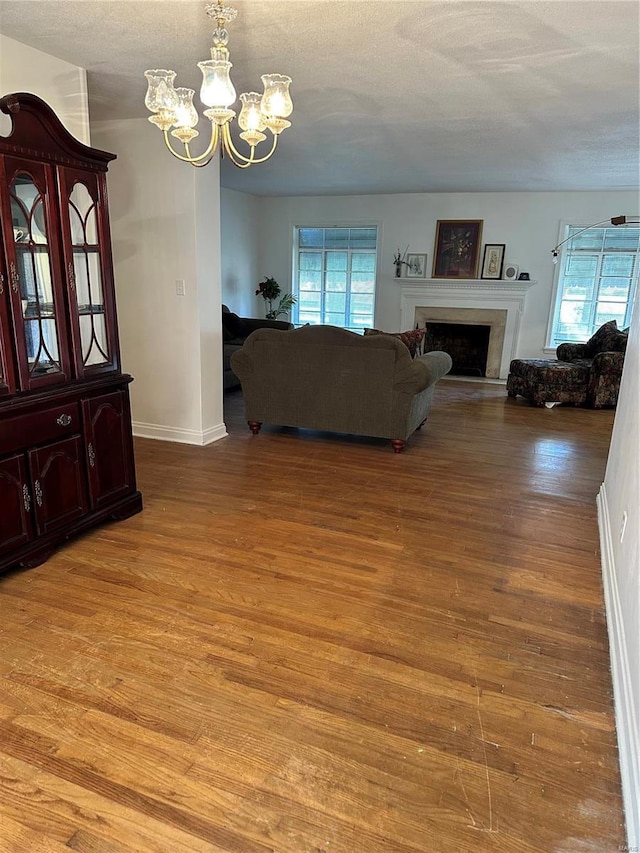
[
  {"x1": 405, "y1": 253, "x2": 428, "y2": 278},
  {"x1": 480, "y1": 243, "x2": 506, "y2": 280}
]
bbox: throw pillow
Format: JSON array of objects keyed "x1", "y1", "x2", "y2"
[
  {"x1": 364, "y1": 327, "x2": 425, "y2": 358},
  {"x1": 584, "y1": 320, "x2": 618, "y2": 356},
  {"x1": 602, "y1": 329, "x2": 628, "y2": 353}
]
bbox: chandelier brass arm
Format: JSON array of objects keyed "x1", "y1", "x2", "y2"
[
  {"x1": 162, "y1": 123, "x2": 220, "y2": 167},
  {"x1": 220, "y1": 122, "x2": 279, "y2": 168}
]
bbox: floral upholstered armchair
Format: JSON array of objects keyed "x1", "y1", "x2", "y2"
[
  {"x1": 507, "y1": 320, "x2": 628, "y2": 408},
  {"x1": 556, "y1": 320, "x2": 628, "y2": 408}
]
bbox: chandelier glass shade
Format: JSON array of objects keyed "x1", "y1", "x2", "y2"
[{"x1": 144, "y1": 1, "x2": 293, "y2": 169}]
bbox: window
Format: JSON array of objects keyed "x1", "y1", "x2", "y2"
[
  {"x1": 293, "y1": 226, "x2": 377, "y2": 331},
  {"x1": 548, "y1": 223, "x2": 640, "y2": 347}
]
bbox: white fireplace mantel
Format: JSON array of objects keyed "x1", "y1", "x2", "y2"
[{"x1": 399, "y1": 278, "x2": 536, "y2": 379}]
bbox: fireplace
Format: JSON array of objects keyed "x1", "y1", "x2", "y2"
[
  {"x1": 399, "y1": 279, "x2": 535, "y2": 379},
  {"x1": 416, "y1": 306, "x2": 507, "y2": 378}
]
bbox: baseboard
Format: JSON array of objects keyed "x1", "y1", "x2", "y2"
[
  {"x1": 132, "y1": 421, "x2": 228, "y2": 446},
  {"x1": 597, "y1": 483, "x2": 639, "y2": 849}
]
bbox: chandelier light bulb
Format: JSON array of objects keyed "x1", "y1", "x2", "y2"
[
  {"x1": 173, "y1": 88, "x2": 199, "y2": 129},
  {"x1": 260, "y1": 75, "x2": 293, "y2": 118},
  {"x1": 239, "y1": 93, "x2": 267, "y2": 133},
  {"x1": 144, "y1": 70, "x2": 178, "y2": 114},
  {"x1": 143, "y1": 2, "x2": 293, "y2": 168},
  {"x1": 198, "y1": 59, "x2": 237, "y2": 108}
]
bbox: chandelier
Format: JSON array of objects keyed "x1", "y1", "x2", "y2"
[{"x1": 143, "y1": 1, "x2": 293, "y2": 169}]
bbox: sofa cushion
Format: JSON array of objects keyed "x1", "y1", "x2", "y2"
[
  {"x1": 364, "y1": 327, "x2": 425, "y2": 358},
  {"x1": 584, "y1": 320, "x2": 620, "y2": 356}
]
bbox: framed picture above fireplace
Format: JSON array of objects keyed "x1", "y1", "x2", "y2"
[
  {"x1": 432, "y1": 220, "x2": 483, "y2": 279},
  {"x1": 480, "y1": 243, "x2": 506, "y2": 279}
]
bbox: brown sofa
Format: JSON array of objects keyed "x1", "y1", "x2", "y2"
[{"x1": 230, "y1": 324, "x2": 452, "y2": 452}]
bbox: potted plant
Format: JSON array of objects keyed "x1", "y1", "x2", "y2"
[{"x1": 256, "y1": 276, "x2": 296, "y2": 320}]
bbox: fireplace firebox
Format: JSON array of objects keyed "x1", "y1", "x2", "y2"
[{"x1": 423, "y1": 322, "x2": 491, "y2": 376}]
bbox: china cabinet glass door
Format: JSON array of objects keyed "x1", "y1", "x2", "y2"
[
  {"x1": 58, "y1": 168, "x2": 118, "y2": 376},
  {"x1": 0, "y1": 253, "x2": 17, "y2": 395},
  {"x1": 0, "y1": 158, "x2": 70, "y2": 390}
]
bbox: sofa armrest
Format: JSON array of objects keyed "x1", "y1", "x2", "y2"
[
  {"x1": 395, "y1": 350, "x2": 453, "y2": 394},
  {"x1": 229, "y1": 347, "x2": 252, "y2": 379},
  {"x1": 588, "y1": 351, "x2": 625, "y2": 407},
  {"x1": 591, "y1": 350, "x2": 625, "y2": 375},
  {"x1": 557, "y1": 342, "x2": 589, "y2": 361}
]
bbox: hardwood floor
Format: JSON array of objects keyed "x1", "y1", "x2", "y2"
[{"x1": 0, "y1": 380, "x2": 624, "y2": 852}]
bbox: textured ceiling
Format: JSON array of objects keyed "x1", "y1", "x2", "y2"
[{"x1": 1, "y1": 0, "x2": 639, "y2": 197}]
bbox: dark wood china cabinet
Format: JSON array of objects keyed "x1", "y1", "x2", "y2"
[{"x1": 0, "y1": 93, "x2": 142, "y2": 574}]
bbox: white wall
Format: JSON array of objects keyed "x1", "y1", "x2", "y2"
[
  {"x1": 91, "y1": 118, "x2": 225, "y2": 445},
  {"x1": 0, "y1": 33, "x2": 90, "y2": 144},
  {"x1": 220, "y1": 188, "x2": 260, "y2": 317},
  {"x1": 598, "y1": 292, "x2": 640, "y2": 847},
  {"x1": 195, "y1": 163, "x2": 225, "y2": 441},
  {"x1": 254, "y1": 190, "x2": 638, "y2": 357}
]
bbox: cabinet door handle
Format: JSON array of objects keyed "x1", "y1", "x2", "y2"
[
  {"x1": 88, "y1": 442, "x2": 96, "y2": 468},
  {"x1": 22, "y1": 483, "x2": 31, "y2": 513},
  {"x1": 56, "y1": 413, "x2": 72, "y2": 427},
  {"x1": 68, "y1": 261, "x2": 76, "y2": 291},
  {"x1": 10, "y1": 261, "x2": 19, "y2": 293},
  {"x1": 34, "y1": 479, "x2": 43, "y2": 508}
]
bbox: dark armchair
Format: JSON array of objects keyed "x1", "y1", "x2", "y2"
[
  {"x1": 507, "y1": 320, "x2": 628, "y2": 408},
  {"x1": 555, "y1": 321, "x2": 627, "y2": 408},
  {"x1": 222, "y1": 304, "x2": 293, "y2": 390}
]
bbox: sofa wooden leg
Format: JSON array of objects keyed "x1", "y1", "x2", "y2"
[
  {"x1": 391, "y1": 439, "x2": 406, "y2": 453},
  {"x1": 248, "y1": 421, "x2": 262, "y2": 435}
]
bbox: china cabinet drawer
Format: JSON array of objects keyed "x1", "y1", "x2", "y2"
[{"x1": 0, "y1": 402, "x2": 80, "y2": 455}]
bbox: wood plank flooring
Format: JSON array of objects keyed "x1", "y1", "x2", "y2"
[{"x1": 0, "y1": 380, "x2": 624, "y2": 852}]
